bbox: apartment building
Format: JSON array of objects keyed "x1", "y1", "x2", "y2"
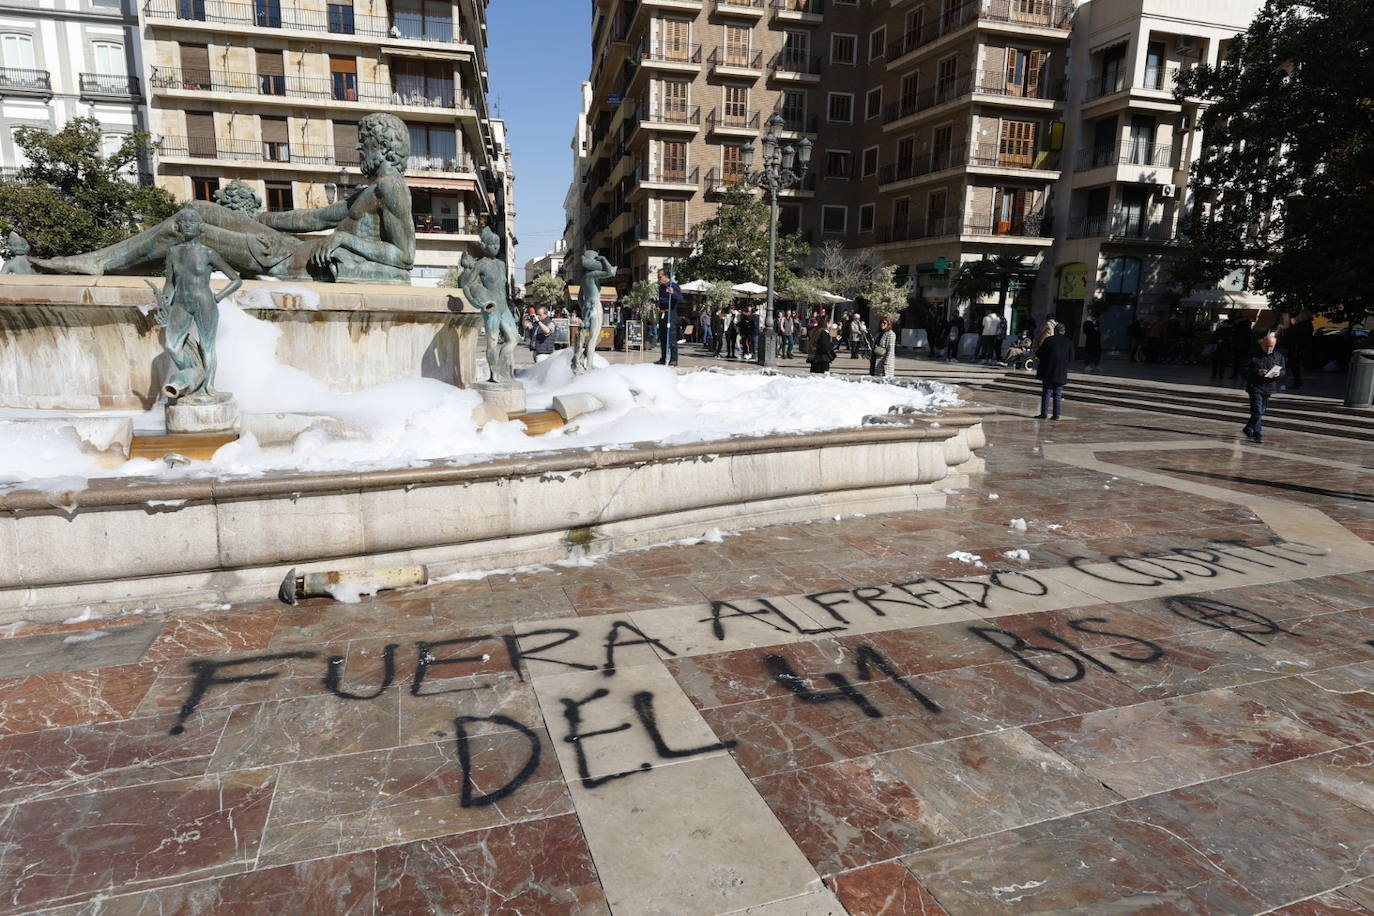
[
  {"x1": 524, "y1": 239, "x2": 566, "y2": 282},
  {"x1": 562, "y1": 80, "x2": 592, "y2": 262},
  {"x1": 0, "y1": 0, "x2": 146, "y2": 176},
  {"x1": 573, "y1": 0, "x2": 1265, "y2": 334},
  {"x1": 1051, "y1": 0, "x2": 1264, "y2": 347},
  {"x1": 138, "y1": 0, "x2": 504, "y2": 281}
]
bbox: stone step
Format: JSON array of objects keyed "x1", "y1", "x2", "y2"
[{"x1": 980, "y1": 380, "x2": 1374, "y2": 441}]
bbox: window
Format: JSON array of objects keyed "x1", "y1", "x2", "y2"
[
  {"x1": 661, "y1": 79, "x2": 689, "y2": 119},
  {"x1": 903, "y1": 8, "x2": 925, "y2": 45},
  {"x1": 998, "y1": 119, "x2": 1037, "y2": 167},
  {"x1": 995, "y1": 187, "x2": 1027, "y2": 234},
  {"x1": 858, "y1": 203, "x2": 875, "y2": 233},
  {"x1": 936, "y1": 55, "x2": 958, "y2": 100},
  {"x1": 724, "y1": 25, "x2": 751, "y2": 66},
  {"x1": 821, "y1": 205, "x2": 847, "y2": 234},
  {"x1": 1106, "y1": 256, "x2": 1141, "y2": 294},
  {"x1": 780, "y1": 30, "x2": 809, "y2": 72},
  {"x1": 931, "y1": 124, "x2": 953, "y2": 166},
  {"x1": 869, "y1": 27, "x2": 887, "y2": 61},
  {"x1": 826, "y1": 92, "x2": 853, "y2": 123},
  {"x1": 257, "y1": 49, "x2": 285, "y2": 95},
  {"x1": 185, "y1": 111, "x2": 216, "y2": 157},
  {"x1": 661, "y1": 139, "x2": 687, "y2": 179},
  {"x1": 177, "y1": 0, "x2": 207, "y2": 20},
  {"x1": 192, "y1": 177, "x2": 218, "y2": 201},
  {"x1": 180, "y1": 43, "x2": 210, "y2": 91},
  {"x1": 830, "y1": 33, "x2": 856, "y2": 65},
  {"x1": 330, "y1": 55, "x2": 358, "y2": 101},
  {"x1": 327, "y1": 0, "x2": 355, "y2": 34},
  {"x1": 900, "y1": 73, "x2": 918, "y2": 113},
  {"x1": 92, "y1": 42, "x2": 123, "y2": 75},
  {"x1": 723, "y1": 85, "x2": 749, "y2": 126},
  {"x1": 662, "y1": 19, "x2": 691, "y2": 60},
  {"x1": 265, "y1": 181, "x2": 294, "y2": 212},
  {"x1": 1005, "y1": 49, "x2": 1047, "y2": 98},
  {"x1": 1, "y1": 33, "x2": 35, "y2": 70},
  {"x1": 861, "y1": 146, "x2": 879, "y2": 177},
  {"x1": 660, "y1": 199, "x2": 687, "y2": 240},
  {"x1": 780, "y1": 89, "x2": 806, "y2": 131},
  {"x1": 254, "y1": 0, "x2": 281, "y2": 28},
  {"x1": 865, "y1": 87, "x2": 883, "y2": 120},
  {"x1": 261, "y1": 116, "x2": 289, "y2": 161},
  {"x1": 825, "y1": 150, "x2": 850, "y2": 178},
  {"x1": 896, "y1": 135, "x2": 914, "y2": 169},
  {"x1": 408, "y1": 125, "x2": 456, "y2": 169},
  {"x1": 722, "y1": 144, "x2": 745, "y2": 180},
  {"x1": 927, "y1": 189, "x2": 948, "y2": 233},
  {"x1": 893, "y1": 197, "x2": 910, "y2": 234}
]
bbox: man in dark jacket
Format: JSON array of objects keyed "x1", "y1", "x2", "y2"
[
  {"x1": 1243, "y1": 331, "x2": 1285, "y2": 443},
  {"x1": 1034, "y1": 322, "x2": 1074, "y2": 420},
  {"x1": 1285, "y1": 311, "x2": 1313, "y2": 389},
  {"x1": 655, "y1": 268, "x2": 683, "y2": 366},
  {"x1": 1082, "y1": 314, "x2": 1102, "y2": 372}
]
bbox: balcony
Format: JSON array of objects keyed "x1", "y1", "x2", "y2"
[
  {"x1": 969, "y1": 142, "x2": 1059, "y2": 172},
  {"x1": 771, "y1": 0, "x2": 823, "y2": 23},
  {"x1": 707, "y1": 108, "x2": 761, "y2": 135},
  {"x1": 776, "y1": 111, "x2": 818, "y2": 134},
  {"x1": 1085, "y1": 65, "x2": 1184, "y2": 103},
  {"x1": 1072, "y1": 213, "x2": 1174, "y2": 242},
  {"x1": 631, "y1": 164, "x2": 700, "y2": 194},
  {"x1": 408, "y1": 154, "x2": 477, "y2": 173},
  {"x1": 876, "y1": 215, "x2": 958, "y2": 244},
  {"x1": 886, "y1": 0, "x2": 1072, "y2": 64},
  {"x1": 1074, "y1": 140, "x2": 1174, "y2": 172},
  {"x1": 79, "y1": 73, "x2": 140, "y2": 97},
  {"x1": 714, "y1": 0, "x2": 765, "y2": 17},
  {"x1": 770, "y1": 50, "x2": 822, "y2": 80},
  {"x1": 143, "y1": 0, "x2": 466, "y2": 45},
  {"x1": 879, "y1": 145, "x2": 967, "y2": 185},
  {"x1": 149, "y1": 67, "x2": 476, "y2": 112},
  {"x1": 630, "y1": 224, "x2": 696, "y2": 248},
  {"x1": 637, "y1": 105, "x2": 702, "y2": 131},
  {"x1": 971, "y1": 68, "x2": 1065, "y2": 102},
  {"x1": 637, "y1": 44, "x2": 703, "y2": 68},
  {"x1": 0, "y1": 67, "x2": 52, "y2": 97},
  {"x1": 159, "y1": 135, "x2": 355, "y2": 166},
  {"x1": 777, "y1": 171, "x2": 817, "y2": 196},
  {"x1": 709, "y1": 47, "x2": 763, "y2": 76},
  {"x1": 414, "y1": 214, "x2": 480, "y2": 236},
  {"x1": 705, "y1": 168, "x2": 749, "y2": 193},
  {"x1": 962, "y1": 216, "x2": 1051, "y2": 239}
]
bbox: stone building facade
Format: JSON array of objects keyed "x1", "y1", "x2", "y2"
[
  {"x1": 138, "y1": 0, "x2": 506, "y2": 282},
  {"x1": 573, "y1": 0, "x2": 1264, "y2": 334},
  {"x1": 0, "y1": 0, "x2": 146, "y2": 177}
]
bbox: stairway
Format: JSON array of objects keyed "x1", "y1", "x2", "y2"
[{"x1": 979, "y1": 370, "x2": 1374, "y2": 441}]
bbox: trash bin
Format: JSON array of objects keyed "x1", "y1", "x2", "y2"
[{"x1": 1346, "y1": 349, "x2": 1374, "y2": 409}]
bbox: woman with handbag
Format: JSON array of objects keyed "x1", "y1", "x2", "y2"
[
  {"x1": 872, "y1": 316, "x2": 897, "y2": 378},
  {"x1": 809, "y1": 322, "x2": 837, "y2": 374}
]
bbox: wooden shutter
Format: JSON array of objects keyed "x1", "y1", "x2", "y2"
[
  {"x1": 998, "y1": 120, "x2": 1036, "y2": 166},
  {"x1": 723, "y1": 144, "x2": 743, "y2": 179},
  {"x1": 333, "y1": 120, "x2": 359, "y2": 165},
  {"x1": 662, "y1": 140, "x2": 686, "y2": 179},
  {"x1": 725, "y1": 85, "x2": 747, "y2": 121},
  {"x1": 255, "y1": 49, "x2": 284, "y2": 76},
  {"x1": 662, "y1": 80, "x2": 688, "y2": 117},
  {"x1": 186, "y1": 111, "x2": 215, "y2": 157},
  {"x1": 663, "y1": 19, "x2": 689, "y2": 60},
  {"x1": 661, "y1": 199, "x2": 686, "y2": 239},
  {"x1": 180, "y1": 43, "x2": 210, "y2": 89},
  {"x1": 726, "y1": 25, "x2": 750, "y2": 66},
  {"x1": 1026, "y1": 50, "x2": 1047, "y2": 98},
  {"x1": 893, "y1": 197, "x2": 910, "y2": 231},
  {"x1": 260, "y1": 116, "x2": 288, "y2": 143}
]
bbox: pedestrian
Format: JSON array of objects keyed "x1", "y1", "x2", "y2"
[
  {"x1": 739, "y1": 306, "x2": 756, "y2": 358},
  {"x1": 946, "y1": 312, "x2": 965, "y2": 362},
  {"x1": 979, "y1": 310, "x2": 1001, "y2": 364},
  {"x1": 531, "y1": 307, "x2": 555, "y2": 362},
  {"x1": 699, "y1": 304, "x2": 713, "y2": 350},
  {"x1": 779, "y1": 309, "x2": 796, "y2": 359},
  {"x1": 654, "y1": 268, "x2": 682, "y2": 366},
  {"x1": 710, "y1": 309, "x2": 725, "y2": 356},
  {"x1": 1243, "y1": 331, "x2": 1285, "y2": 444},
  {"x1": 1082, "y1": 313, "x2": 1102, "y2": 372},
  {"x1": 847, "y1": 311, "x2": 865, "y2": 359},
  {"x1": 723, "y1": 306, "x2": 739, "y2": 358},
  {"x1": 1285, "y1": 309, "x2": 1313, "y2": 389},
  {"x1": 1034, "y1": 322, "x2": 1073, "y2": 420},
  {"x1": 1035, "y1": 313, "x2": 1057, "y2": 352},
  {"x1": 872, "y1": 315, "x2": 897, "y2": 378},
  {"x1": 1209, "y1": 318, "x2": 1231, "y2": 380},
  {"x1": 809, "y1": 319, "x2": 837, "y2": 374},
  {"x1": 1126, "y1": 318, "x2": 1145, "y2": 362}
]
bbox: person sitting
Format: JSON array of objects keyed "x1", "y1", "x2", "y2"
[{"x1": 1003, "y1": 330, "x2": 1034, "y2": 364}]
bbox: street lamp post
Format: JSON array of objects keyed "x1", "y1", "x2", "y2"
[{"x1": 742, "y1": 113, "x2": 811, "y2": 368}]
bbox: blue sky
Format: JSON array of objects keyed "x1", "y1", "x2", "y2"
[{"x1": 486, "y1": 1, "x2": 591, "y2": 282}]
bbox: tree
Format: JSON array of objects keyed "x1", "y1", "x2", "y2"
[
  {"x1": 525, "y1": 271, "x2": 567, "y2": 309},
  {"x1": 702, "y1": 281, "x2": 737, "y2": 313},
  {"x1": 952, "y1": 255, "x2": 1034, "y2": 315},
  {"x1": 0, "y1": 118, "x2": 177, "y2": 258},
  {"x1": 1172, "y1": 0, "x2": 1374, "y2": 323},
  {"x1": 622, "y1": 280, "x2": 659, "y2": 323},
  {"x1": 678, "y1": 185, "x2": 809, "y2": 286},
  {"x1": 809, "y1": 242, "x2": 913, "y2": 323}
]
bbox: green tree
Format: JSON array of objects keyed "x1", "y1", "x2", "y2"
[
  {"x1": 0, "y1": 118, "x2": 177, "y2": 258},
  {"x1": 622, "y1": 280, "x2": 659, "y2": 323},
  {"x1": 952, "y1": 255, "x2": 1034, "y2": 314},
  {"x1": 1172, "y1": 0, "x2": 1374, "y2": 323},
  {"x1": 525, "y1": 271, "x2": 567, "y2": 309},
  {"x1": 678, "y1": 185, "x2": 809, "y2": 286},
  {"x1": 702, "y1": 281, "x2": 737, "y2": 313},
  {"x1": 810, "y1": 242, "x2": 913, "y2": 323}
]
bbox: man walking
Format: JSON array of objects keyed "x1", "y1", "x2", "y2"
[
  {"x1": 1243, "y1": 331, "x2": 1284, "y2": 444},
  {"x1": 1034, "y1": 323, "x2": 1074, "y2": 421},
  {"x1": 779, "y1": 309, "x2": 796, "y2": 359},
  {"x1": 979, "y1": 310, "x2": 1001, "y2": 364},
  {"x1": 655, "y1": 268, "x2": 682, "y2": 366}
]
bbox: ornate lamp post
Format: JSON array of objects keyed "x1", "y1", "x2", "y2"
[{"x1": 741, "y1": 113, "x2": 811, "y2": 367}]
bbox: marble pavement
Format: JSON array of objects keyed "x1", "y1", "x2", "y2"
[{"x1": 1, "y1": 391, "x2": 1373, "y2": 914}]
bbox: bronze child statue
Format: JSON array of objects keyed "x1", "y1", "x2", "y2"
[
  {"x1": 574, "y1": 249, "x2": 615, "y2": 375},
  {"x1": 147, "y1": 207, "x2": 242, "y2": 400},
  {"x1": 458, "y1": 226, "x2": 519, "y2": 384}
]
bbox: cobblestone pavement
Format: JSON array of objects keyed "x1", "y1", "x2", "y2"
[{"x1": 2, "y1": 389, "x2": 1372, "y2": 914}]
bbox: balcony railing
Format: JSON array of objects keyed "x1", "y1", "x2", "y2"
[
  {"x1": 144, "y1": 0, "x2": 463, "y2": 43},
  {"x1": 0, "y1": 67, "x2": 52, "y2": 94},
  {"x1": 707, "y1": 108, "x2": 761, "y2": 131},
  {"x1": 79, "y1": 73, "x2": 140, "y2": 95},
  {"x1": 887, "y1": 0, "x2": 1072, "y2": 61},
  {"x1": 1142, "y1": 65, "x2": 1181, "y2": 92},
  {"x1": 408, "y1": 153, "x2": 476, "y2": 173},
  {"x1": 639, "y1": 44, "x2": 703, "y2": 65},
  {"x1": 150, "y1": 67, "x2": 474, "y2": 110},
  {"x1": 634, "y1": 225, "x2": 695, "y2": 245},
  {"x1": 160, "y1": 135, "x2": 358, "y2": 165},
  {"x1": 771, "y1": 50, "x2": 823, "y2": 75},
  {"x1": 715, "y1": 0, "x2": 764, "y2": 11},
  {"x1": 968, "y1": 142, "x2": 1054, "y2": 170},
  {"x1": 777, "y1": 111, "x2": 818, "y2": 133},
  {"x1": 876, "y1": 215, "x2": 958, "y2": 244},
  {"x1": 963, "y1": 216, "x2": 1049, "y2": 238},
  {"x1": 771, "y1": 0, "x2": 823, "y2": 15},
  {"x1": 878, "y1": 144, "x2": 967, "y2": 184},
  {"x1": 710, "y1": 48, "x2": 763, "y2": 71},
  {"x1": 705, "y1": 168, "x2": 749, "y2": 192},
  {"x1": 1073, "y1": 213, "x2": 1173, "y2": 241},
  {"x1": 415, "y1": 214, "x2": 480, "y2": 235},
  {"x1": 1074, "y1": 140, "x2": 1174, "y2": 171},
  {"x1": 971, "y1": 68, "x2": 1065, "y2": 100},
  {"x1": 635, "y1": 165, "x2": 700, "y2": 186},
  {"x1": 641, "y1": 104, "x2": 701, "y2": 125}
]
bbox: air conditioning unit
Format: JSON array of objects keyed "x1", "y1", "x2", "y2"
[
  {"x1": 1175, "y1": 36, "x2": 1197, "y2": 53},
  {"x1": 1159, "y1": 184, "x2": 1177, "y2": 198}
]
